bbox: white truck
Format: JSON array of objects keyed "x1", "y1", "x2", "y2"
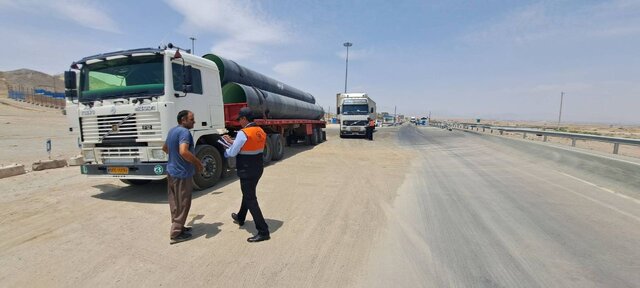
[
  {"x1": 63, "y1": 45, "x2": 326, "y2": 190},
  {"x1": 336, "y1": 92, "x2": 376, "y2": 138}
]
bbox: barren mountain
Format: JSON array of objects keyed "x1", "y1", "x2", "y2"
[{"x1": 0, "y1": 69, "x2": 64, "y2": 98}]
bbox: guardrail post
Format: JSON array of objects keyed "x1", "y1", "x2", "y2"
[
  {"x1": 482, "y1": 127, "x2": 485, "y2": 132},
  {"x1": 523, "y1": 133, "x2": 527, "y2": 139},
  {"x1": 500, "y1": 130, "x2": 503, "y2": 135},
  {"x1": 613, "y1": 143, "x2": 620, "y2": 154},
  {"x1": 490, "y1": 129, "x2": 493, "y2": 134},
  {"x1": 571, "y1": 139, "x2": 576, "y2": 147},
  {"x1": 543, "y1": 135, "x2": 547, "y2": 142}
]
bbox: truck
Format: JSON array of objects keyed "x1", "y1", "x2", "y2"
[
  {"x1": 335, "y1": 92, "x2": 376, "y2": 138},
  {"x1": 63, "y1": 44, "x2": 326, "y2": 190}
]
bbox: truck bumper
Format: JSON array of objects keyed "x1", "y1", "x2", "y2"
[
  {"x1": 80, "y1": 163, "x2": 167, "y2": 180},
  {"x1": 340, "y1": 127, "x2": 366, "y2": 135}
]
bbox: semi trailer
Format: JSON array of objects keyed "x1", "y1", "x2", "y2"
[
  {"x1": 64, "y1": 45, "x2": 325, "y2": 190},
  {"x1": 336, "y1": 92, "x2": 376, "y2": 138}
]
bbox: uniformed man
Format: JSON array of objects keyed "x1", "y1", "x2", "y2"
[
  {"x1": 222, "y1": 107, "x2": 271, "y2": 242},
  {"x1": 366, "y1": 117, "x2": 375, "y2": 140}
]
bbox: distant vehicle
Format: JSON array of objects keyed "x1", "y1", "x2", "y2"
[
  {"x1": 410, "y1": 116, "x2": 416, "y2": 123},
  {"x1": 336, "y1": 92, "x2": 376, "y2": 138}
]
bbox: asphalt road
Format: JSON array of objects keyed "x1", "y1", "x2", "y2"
[{"x1": 366, "y1": 125, "x2": 640, "y2": 288}]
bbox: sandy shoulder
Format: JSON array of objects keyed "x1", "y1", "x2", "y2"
[{"x1": 0, "y1": 122, "x2": 411, "y2": 287}]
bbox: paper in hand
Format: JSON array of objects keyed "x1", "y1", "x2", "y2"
[{"x1": 217, "y1": 138, "x2": 231, "y2": 149}]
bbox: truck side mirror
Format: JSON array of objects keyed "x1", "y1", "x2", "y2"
[
  {"x1": 64, "y1": 71, "x2": 77, "y2": 100},
  {"x1": 370, "y1": 107, "x2": 374, "y2": 113},
  {"x1": 65, "y1": 90, "x2": 77, "y2": 99},
  {"x1": 64, "y1": 71, "x2": 77, "y2": 90},
  {"x1": 182, "y1": 65, "x2": 193, "y2": 93},
  {"x1": 337, "y1": 107, "x2": 340, "y2": 115}
]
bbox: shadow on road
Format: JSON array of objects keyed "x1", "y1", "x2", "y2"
[
  {"x1": 90, "y1": 142, "x2": 320, "y2": 203},
  {"x1": 235, "y1": 218, "x2": 284, "y2": 236},
  {"x1": 187, "y1": 214, "x2": 223, "y2": 240}
]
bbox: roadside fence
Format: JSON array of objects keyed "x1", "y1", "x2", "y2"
[
  {"x1": 431, "y1": 121, "x2": 640, "y2": 156},
  {"x1": 7, "y1": 85, "x2": 65, "y2": 109}
]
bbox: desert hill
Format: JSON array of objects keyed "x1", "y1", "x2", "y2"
[{"x1": 0, "y1": 69, "x2": 64, "y2": 98}]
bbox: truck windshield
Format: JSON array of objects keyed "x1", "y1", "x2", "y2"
[
  {"x1": 342, "y1": 104, "x2": 369, "y2": 115},
  {"x1": 79, "y1": 55, "x2": 164, "y2": 102}
]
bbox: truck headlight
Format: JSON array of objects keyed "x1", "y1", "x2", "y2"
[
  {"x1": 151, "y1": 149, "x2": 166, "y2": 160},
  {"x1": 83, "y1": 149, "x2": 95, "y2": 161}
]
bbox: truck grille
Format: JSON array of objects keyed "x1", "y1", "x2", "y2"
[
  {"x1": 343, "y1": 120, "x2": 367, "y2": 126},
  {"x1": 81, "y1": 112, "x2": 162, "y2": 143},
  {"x1": 96, "y1": 147, "x2": 141, "y2": 162}
]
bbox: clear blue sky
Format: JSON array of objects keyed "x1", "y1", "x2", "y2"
[{"x1": 1, "y1": 0, "x2": 639, "y2": 123}]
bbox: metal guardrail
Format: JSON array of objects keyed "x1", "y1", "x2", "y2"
[{"x1": 429, "y1": 121, "x2": 640, "y2": 155}]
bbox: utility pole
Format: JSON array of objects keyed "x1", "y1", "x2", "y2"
[
  {"x1": 394, "y1": 105, "x2": 397, "y2": 124},
  {"x1": 189, "y1": 37, "x2": 196, "y2": 54},
  {"x1": 557, "y1": 92, "x2": 564, "y2": 130},
  {"x1": 343, "y1": 42, "x2": 353, "y2": 93}
]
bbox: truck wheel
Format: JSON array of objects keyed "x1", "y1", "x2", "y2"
[
  {"x1": 270, "y1": 134, "x2": 285, "y2": 161},
  {"x1": 263, "y1": 137, "x2": 273, "y2": 164},
  {"x1": 321, "y1": 130, "x2": 327, "y2": 142},
  {"x1": 193, "y1": 144, "x2": 222, "y2": 190},
  {"x1": 286, "y1": 134, "x2": 294, "y2": 146},
  {"x1": 120, "y1": 179, "x2": 151, "y2": 186},
  {"x1": 310, "y1": 129, "x2": 318, "y2": 145}
]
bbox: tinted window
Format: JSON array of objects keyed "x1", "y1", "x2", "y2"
[{"x1": 172, "y1": 63, "x2": 203, "y2": 94}]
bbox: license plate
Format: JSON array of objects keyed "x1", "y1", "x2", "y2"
[
  {"x1": 350, "y1": 127, "x2": 358, "y2": 131},
  {"x1": 107, "y1": 167, "x2": 129, "y2": 174}
]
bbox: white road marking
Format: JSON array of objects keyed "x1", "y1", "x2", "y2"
[
  {"x1": 557, "y1": 171, "x2": 640, "y2": 205},
  {"x1": 515, "y1": 168, "x2": 640, "y2": 223}
]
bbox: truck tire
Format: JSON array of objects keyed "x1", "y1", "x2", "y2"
[
  {"x1": 270, "y1": 134, "x2": 285, "y2": 161},
  {"x1": 286, "y1": 134, "x2": 294, "y2": 146},
  {"x1": 120, "y1": 179, "x2": 151, "y2": 186},
  {"x1": 193, "y1": 144, "x2": 222, "y2": 190},
  {"x1": 310, "y1": 129, "x2": 318, "y2": 145},
  {"x1": 263, "y1": 137, "x2": 273, "y2": 164},
  {"x1": 321, "y1": 130, "x2": 327, "y2": 142}
]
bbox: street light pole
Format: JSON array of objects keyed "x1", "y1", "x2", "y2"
[
  {"x1": 557, "y1": 91, "x2": 564, "y2": 130},
  {"x1": 189, "y1": 37, "x2": 196, "y2": 54},
  {"x1": 343, "y1": 42, "x2": 353, "y2": 93}
]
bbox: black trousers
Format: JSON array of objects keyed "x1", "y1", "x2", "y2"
[
  {"x1": 237, "y1": 174, "x2": 269, "y2": 236},
  {"x1": 365, "y1": 127, "x2": 374, "y2": 140}
]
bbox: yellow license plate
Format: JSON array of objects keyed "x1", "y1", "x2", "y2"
[{"x1": 107, "y1": 167, "x2": 129, "y2": 174}]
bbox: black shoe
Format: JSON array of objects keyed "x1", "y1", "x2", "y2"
[
  {"x1": 231, "y1": 213, "x2": 244, "y2": 226},
  {"x1": 182, "y1": 226, "x2": 192, "y2": 232},
  {"x1": 170, "y1": 231, "x2": 192, "y2": 244},
  {"x1": 247, "y1": 234, "x2": 270, "y2": 243}
]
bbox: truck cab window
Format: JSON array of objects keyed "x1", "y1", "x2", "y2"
[
  {"x1": 79, "y1": 55, "x2": 164, "y2": 101},
  {"x1": 172, "y1": 63, "x2": 203, "y2": 94}
]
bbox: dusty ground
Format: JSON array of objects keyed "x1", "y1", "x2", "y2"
[
  {"x1": 0, "y1": 98, "x2": 78, "y2": 168},
  {"x1": 0, "y1": 101, "x2": 411, "y2": 287}
]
